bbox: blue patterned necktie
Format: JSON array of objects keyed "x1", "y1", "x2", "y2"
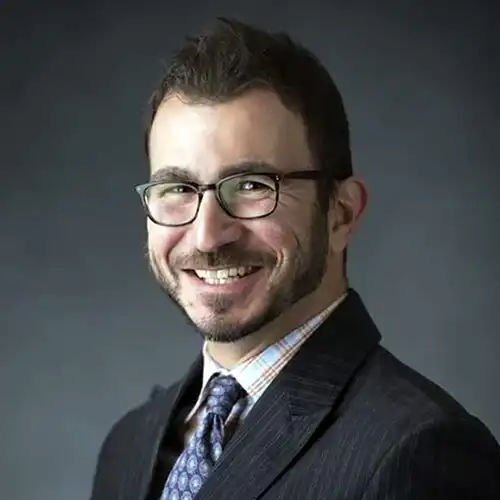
[{"x1": 161, "y1": 374, "x2": 247, "y2": 500}]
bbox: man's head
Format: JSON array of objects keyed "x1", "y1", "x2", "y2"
[{"x1": 141, "y1": 18, "x2": 367, "y2": 345}]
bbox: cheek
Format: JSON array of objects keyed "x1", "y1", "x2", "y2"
[
  {"x1": 250, "y1": 219, "x2": 296, "y2": 261},
  {"x1": 147, "y1": 223, "x2": 184, "y2": 263}
]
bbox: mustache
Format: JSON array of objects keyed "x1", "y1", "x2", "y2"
[{"x1": 172, "y1": 246, "x2": 276, "y2": 270}]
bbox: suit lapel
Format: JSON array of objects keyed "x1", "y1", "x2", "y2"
[
  {"x1": 114, "y1": 355, "x2": 204, "y2": 500},
  {"x1": 196, "y1": 289, "x2": 381, "y2": 500}
]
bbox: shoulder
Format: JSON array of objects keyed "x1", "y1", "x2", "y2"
[
  {"x1": 341, "y1": 347, "x2": 500, "y2": 498},
  {"x1": 359, "y1": 379, "x2": 500, "y2": 498},
  {"x1": 352, "y1": 347, "x2": 466, "y2": 416},
  {"x1": 98, "y1": 382, "x2": 180, "y2": 457},
  {"x1": 89, "y1": 381, "x2": 181, "y2": 498},
  {"x1": 344, "y1": 345, "x2": 497, "y2": 436}
]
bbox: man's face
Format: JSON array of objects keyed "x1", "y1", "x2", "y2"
[{"x1": 147, "y1": 89, "x2": 332, "y2": 343}]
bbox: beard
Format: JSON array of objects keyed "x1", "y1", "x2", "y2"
[{"x1": 147, "y1": 206, "x2": 329, "y2": 343}]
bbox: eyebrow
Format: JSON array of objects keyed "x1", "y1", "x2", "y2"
[{"x1": 149, "y1": 161, "x2": 282, "y2": 184}]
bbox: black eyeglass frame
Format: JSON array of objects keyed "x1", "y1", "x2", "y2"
[{"x1": 135, "y1": 170, "x2": 323, "y2": 227}]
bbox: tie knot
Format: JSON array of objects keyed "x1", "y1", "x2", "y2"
[{"x1": 204, "y1": 374, "x2": 246, "y2": 420}]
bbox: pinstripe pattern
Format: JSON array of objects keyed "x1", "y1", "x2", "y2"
[{"x1": 90, "y1": 289, "x2": 500, "y2": 500}]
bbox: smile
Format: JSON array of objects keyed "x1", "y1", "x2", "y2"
[
  {"x1": 183, "y1": 266, "x2": 263, "y2": 290},
  {"x1": 193, "y1": 266, "x2": 257, "y2": 283}
]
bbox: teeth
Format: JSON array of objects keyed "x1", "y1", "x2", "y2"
[
  {"x1": 203, "y1": 276, "x2": 240, "y2": 286},
  {"x1": 194, "y1": 267, "x2": 255, "y2": 281}
]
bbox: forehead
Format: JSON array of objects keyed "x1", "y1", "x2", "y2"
[{"x1": 148, "y1": 89, "x2": 312, "y2": 181}]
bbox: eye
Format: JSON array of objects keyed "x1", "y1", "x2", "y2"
[
  {"x1": 237, "y1": 180, "x2": 270, "y2": 192},
  {"x1": 167, "y1": 185, "x2": 192, "y2": 194},
  {"x1": 234, "y1": 174, "x2": 276, "y2": 192},
  {"x1": 148, "y1": 183, "x2": 196, "y2": 201}
]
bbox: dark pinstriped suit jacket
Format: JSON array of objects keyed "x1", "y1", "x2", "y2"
[{"x1": 90, "y1": 289, "x2": 500, "y2": 499}]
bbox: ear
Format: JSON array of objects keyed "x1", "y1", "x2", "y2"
[{"x1": 328, "y1": 176, "x2": 368, "y2": 254}]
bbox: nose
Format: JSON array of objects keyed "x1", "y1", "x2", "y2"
[{"x1": 189, "y1": 191, "x2": 243, "y2": 253}]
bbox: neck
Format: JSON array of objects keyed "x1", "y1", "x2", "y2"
[{"x1": 206, "y1": 276, "x2": 348, "y2": 370}]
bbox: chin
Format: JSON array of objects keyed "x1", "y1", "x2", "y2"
[
  {"x1": 188, "y1": 295, "x2": 284, "y2": 345},
  {"x1": 186, "y1": 306, "x2": 251, "y2": 342}
]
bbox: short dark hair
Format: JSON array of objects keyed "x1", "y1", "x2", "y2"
[{"x1": 144, "y1": 17, "x2": 353, "y2": 210}]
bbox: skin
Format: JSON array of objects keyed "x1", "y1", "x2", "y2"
[{"x1": 147, "y1": 89, "x2": 368, "y2": 369}]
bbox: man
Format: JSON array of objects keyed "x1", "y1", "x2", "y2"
[{"x1": 90, "y1": 17, "x2": 500, "y2": 500}]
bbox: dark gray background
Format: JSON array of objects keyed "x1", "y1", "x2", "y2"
[{"x1": 2, "y1": 0, "x2": 499, "y2": 499}]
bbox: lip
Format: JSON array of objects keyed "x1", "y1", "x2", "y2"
[{"x1": 181, "y1": 268, "x2": 265, "y2": 296}]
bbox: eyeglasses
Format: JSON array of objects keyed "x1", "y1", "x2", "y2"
[{"x1": 135, "y1": 170, "x2": 322, "y2": 227}]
